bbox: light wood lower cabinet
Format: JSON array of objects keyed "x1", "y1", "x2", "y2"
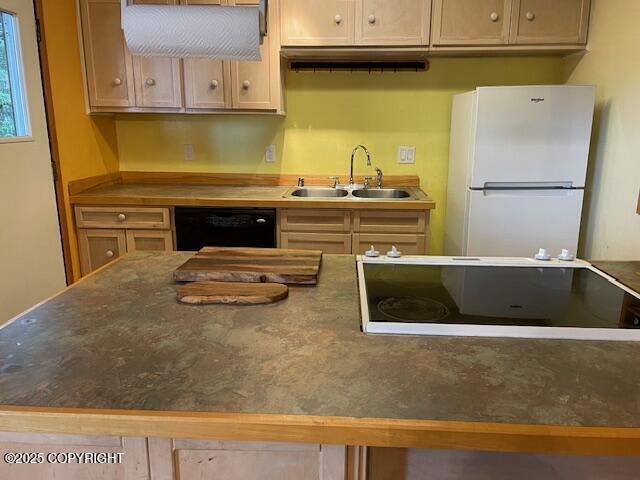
[
  {"x1": 0, "y1": 433, "x2": 148, "y2": 480},
  {"x1": 78, "y1": 229, "x2": 128, "y2": 275},
  {"x1": 0, "y1": 433, "x2": 350, "y2": 480},
  {"x1": 125, "y1": 230, "x2": 174, "y2": 252},
  {"x1": 281, "y1": 232, "x2": 353, "y2": 254},
  {"x1": 279, "y1": 208, "x2": 430, "y2": 254},
  {"x1": 150, "y1": 438, "x2": 348, "y2": 479},
  {"x1": 76, "y1": 206, "x2": 174, "y2": 276}
]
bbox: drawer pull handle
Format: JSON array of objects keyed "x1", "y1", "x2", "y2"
[
  {"x1": 117, "y1": 213, "x2": 127, "y2": 222},
  {"x1": 210, "y1": 79, "x2": 219, "y2": 89},
  {"x1": 334, "y1": 14, "x2": 342, "y2": 24},
  {"x1": 256, "y1": 218, "x2": 267, "y2": 224},
  {"x1": 106, "y1": 250, "x2": 115, "y2": 258},
  {"x1": 490, "y1": 12, "x2": 499, "y2": 22},
  {"x1": 525, "y1": 11, "x2": 535, "y2": 21},
  {"x1": 368, "y1": 14, "x2": 376, "y2": 24},
  {"x1": 113, "y1": 77, "x2": 122, "y2": 86},
  {"x1": 145, "y1": 78, "x2": 156, "y2": 86}
]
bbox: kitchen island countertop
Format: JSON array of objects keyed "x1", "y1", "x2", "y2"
[{"x1": 1, "y1": 253, "x2": 640, "y2": 454}]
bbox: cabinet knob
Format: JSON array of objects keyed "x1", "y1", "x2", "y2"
[
  {"x1": 490, "y1": 11, "x2": 499, "y2": 22},
  {"x1": 210, "y1": 79, "x2": 219, "y2": 89},
  {"x1": 525, "y1": 11, "x2": 535, "y2": 21},
  {"x1": 113, "y1": 77, "x2": 122, "y2": 86},
  {"x1": 117, "y1": 213, "x2": 126, "y2": 221},
  {"x1": 105, "y1": 250, "x2": 115, "y2": 258},
  {"x1": 145, "y1": 78, "x2": 156, "y2": 86},
  {"x1": 368, "y1": 14, "x2": 376, "y2": 24},
  {"x1": 242, "y1": 80, "x2": 251, "y2": 90},
  {"x1": 334, "y1": 14, "x2": 342, "y2": 24}
]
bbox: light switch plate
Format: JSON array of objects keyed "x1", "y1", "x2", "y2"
[
  {"x1": 183, "y1": 144, "x2": 195, "y2": 161},
  {"x1": 398, "y1": 146, "x2": 416, "y2": 164},
  {"x1": 265, "y1": 144, "x2": 276, "y2": 163}
]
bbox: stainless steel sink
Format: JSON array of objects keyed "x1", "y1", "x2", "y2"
[
  {"x1": 290, "y1": 188, "x2": 349, "y2": 198},
  {"x1": 352, "y1": 188, "x2": 411, "y2": 199}
]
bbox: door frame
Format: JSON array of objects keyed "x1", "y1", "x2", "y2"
[{"x1": 31, "y1": 0, "x2": 73, "y2": 283}]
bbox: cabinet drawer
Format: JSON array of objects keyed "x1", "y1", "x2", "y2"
[
  {"x1": 280, "y1": 209, "x2": 351, "y2": 232},
  {"x1": 352, "y1": 233, "x2": 427, "y2": 255},
  {"x1": 353, "y1": 210, "x2": 427, "y2": 233},
  {"x1": 75, "y1": 206, "x2": 171, "y2": 229},
  {"x1": 280, "y1": 232, "x2": 352, "y2": 254}
]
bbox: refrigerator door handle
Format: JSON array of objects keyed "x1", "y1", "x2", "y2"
[{"x1": 481, "y1": 181, "x2": 575, "y2": 190}]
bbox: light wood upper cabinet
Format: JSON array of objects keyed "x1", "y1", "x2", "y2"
[
  {"x1": 79, "y1": 0, "x2": 135, "y2": 107},
  {"x1": 355, "y1": 0, "x2": 430, "y2": 46},
  {"x1": 280, "y1": 0, "x2": 355, "y2": 46},
  {"x1": 130, "y1": 0, "x2": 183, "y2": 108},
  {"x1": 132, "y1": 57, "x2": 183, "y2": 108},
  {"x1": 184, "y1": 59, "x2": 231, "y2": 109},
  {"x1": 510, "y1": 0, "x2": 590, "y2": 44},
  {"x1": 432, "y1": 0, "x2": 512, "y2": 45}
]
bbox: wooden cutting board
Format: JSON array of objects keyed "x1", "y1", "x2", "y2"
[
  {"x1": 174, "y1": 247, "x2": 323, "y2": 285},
  {"x1": 177, "y1": 281, "x2": 289, "y2": 305}
]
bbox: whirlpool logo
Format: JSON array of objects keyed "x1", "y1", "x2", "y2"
[{"x1": 531, "y1": 97, "x2": 545, "y2": 103}]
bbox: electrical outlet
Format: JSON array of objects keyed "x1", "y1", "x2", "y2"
[
  {"x1": 398, "y1": 146, "x2": 416, "y2": 164},
  {"x1": 183, "y1": 144, "x2": 195, "y2": 161},
  {"x1": 265, "y1": 144, "x2": 276, "y2": 163}
]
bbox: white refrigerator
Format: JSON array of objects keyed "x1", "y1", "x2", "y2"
[{"x1": 444, "y1": 85, "x2": 596, "y2": 258}]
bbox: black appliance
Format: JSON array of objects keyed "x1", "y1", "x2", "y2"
[{"x1": 175, "y1": 207, "x2": 276, "y2": 251}]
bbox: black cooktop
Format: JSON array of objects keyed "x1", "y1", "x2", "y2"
[{"x1": 363, "y1": 263, "x2": 637, "y2": 329}]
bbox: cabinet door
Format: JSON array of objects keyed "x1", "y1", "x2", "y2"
[
  {"x1": 181, "y1": 0, "x2": 231, "y2": 109},
  {"x1": 126, "y1": 230, "x2": 174, "y2": 252},
  {"x1": 79, "y1": 0, "x2": 135, "y2": 107},
  {"x1": 355, "y1": 0, "x2": 430, "y2": 46},
  {"x1": 0, "y1": 433, "x2": 148, "y2": 480},
  {"x1": 510, "y1": 0, "x2": 590, "y2": 44},
  {"x1": 229, "y1": 0, "x2": 281, "y2": 110},
  {"x1": 280, "y1": 0, "x2": 355, "y2": 46},
  {"x1": 352, "y1": 233, "x2": 427, "y2": 255},
  {"x1": 78, "y1": 229, "x2": 127, "y2": 276},
  {"x1": 431, "y1": 0, "x2": 512, "y2": 45},
  {"x1": 280, "y1": 232, "x2": 352, "y2": 254},
  {"x1": 131, "y1": 0, "x2": 183, "y2": 108},
  {"x1": 149, "y1": 439, "x2": 347, "y2": 480}
]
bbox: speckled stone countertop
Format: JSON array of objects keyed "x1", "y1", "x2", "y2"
[
  {"x1": 1, "y1": 253, "x2": 640, "y2": 430},
  {"x1": 592, "y1": 261, "x2": 640, "y2": 294},
  {"x1": 70, "y1": 183, "x2": 436, "y2": 210}
]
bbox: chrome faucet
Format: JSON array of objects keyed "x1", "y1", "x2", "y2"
[
  {"x1": 375, "y1": 167, "x2": 383, "y2": 188},
  {"x1": 349, "y1": 145, "x2": 371, "y2": 186}
]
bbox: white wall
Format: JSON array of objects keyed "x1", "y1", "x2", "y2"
[{"x1": 564, "y1": 0, "x2": 640, "y2": 260}]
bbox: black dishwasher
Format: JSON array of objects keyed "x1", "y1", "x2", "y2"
[{"x1": 175, "y1": 207, "x2": 276, "y2": 251}]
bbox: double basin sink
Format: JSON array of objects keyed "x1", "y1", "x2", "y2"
[{"x1": 288, "y1": 186, "x2": 412, "y2": 200}]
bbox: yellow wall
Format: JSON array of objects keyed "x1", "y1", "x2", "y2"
[
  {"x1": 41, "y1": 0, "x2": 120, "y2": 280},
  {"x1": 564, "y1": 0, "x2": 640, "y2": 260},
  {"x1": 117, "y1": 57, "x2": 563, "y2": 255}
]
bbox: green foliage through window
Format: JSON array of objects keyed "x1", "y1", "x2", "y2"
[{"x1": 1, "y1": 11, "x2": 29, "y2": 139}]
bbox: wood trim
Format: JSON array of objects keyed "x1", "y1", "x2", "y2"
[
  {"x1": 118, "y1": 172, "x2": 421, "y2": 187},
  {"x1": 68, "y1": 172, "x2": 122, "y2": 195},
  {"x1": 33, "y1": 0, "x2": 73, "y2": 285},
  {"x1": 2, "y1": 406, "x2": 640, "y2": 456}
]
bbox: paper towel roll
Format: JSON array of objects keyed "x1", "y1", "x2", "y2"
[{"x1": 122, "y1": 5, "x2": 261, "y2": 61}]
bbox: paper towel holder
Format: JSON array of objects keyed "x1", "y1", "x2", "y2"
[{"x1": 120, "y1": 0, "x2": 268, "y2": 57}]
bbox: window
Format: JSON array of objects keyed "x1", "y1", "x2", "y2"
[{"x1": 0, "y1": 10, "x2": 29, "y2": 139}]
